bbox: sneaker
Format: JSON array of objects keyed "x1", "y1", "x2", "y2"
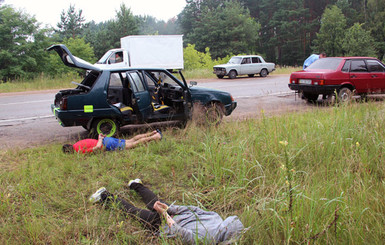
[
  {"x1": 156, "y1": 129, "x2": 163, "y2": 140},
  {"x1": 128, "y1": 179, "x2": 142, "y2": 188},
  {"x1": 89, "y1": 187, "x2": 107, "y2": 203}
]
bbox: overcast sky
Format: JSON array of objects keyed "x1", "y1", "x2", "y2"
[{"x1": 5, "y1": 0, "x2": 187, "y2": 27}]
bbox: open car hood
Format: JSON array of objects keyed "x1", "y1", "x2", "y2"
[{"x1": 47, "y1": 44, "x2": 101, "y2": 72}]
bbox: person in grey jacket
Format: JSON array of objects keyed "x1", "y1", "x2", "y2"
[{"x1": 89, "y1": 179, "x2": 244, "y2": 244}]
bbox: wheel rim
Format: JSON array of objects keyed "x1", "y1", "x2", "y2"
[
  {"x1": 96, "y1": 119, "x2": 117, "y2": 137},
  {"x1": 339, "y1": 89, "x2": 352, "y2": 102},
  {"x1": 261, "y1": 70, "x2": 267, "y2": 77}
]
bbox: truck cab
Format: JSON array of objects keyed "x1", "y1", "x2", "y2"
[{"x1": 95, "y1": 48, "x2": 129, "y2": 69}]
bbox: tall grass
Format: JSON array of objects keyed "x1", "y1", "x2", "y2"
[
  {"x1": 0, "y1": 73, "x2": 80, "y2": 93},
  {"x1": 1, "y1": 102, "x2": 385, "y2": 244}
]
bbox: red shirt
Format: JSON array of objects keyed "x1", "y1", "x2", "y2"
[{"x1": 73, "y1": 139, "x2": 101, "y2": 153}]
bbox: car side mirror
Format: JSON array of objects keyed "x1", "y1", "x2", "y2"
[{"x1": 190, "y1": 81, "x2": 197, "y2": 87}]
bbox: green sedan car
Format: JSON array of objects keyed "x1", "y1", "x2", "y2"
[{"x1": 48, "y1": 44, "x2": 237, "y2": 136}]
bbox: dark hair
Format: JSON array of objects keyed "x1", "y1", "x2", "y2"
[
  {"x1": 320, "y1": 52, "x2": 327, "y2": 58},
  {"x1": 62, "y1": 144, "x2": 75, "y2": 154}
]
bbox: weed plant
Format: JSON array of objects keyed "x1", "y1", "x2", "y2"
[{"x1": 1, "y1": 102, "x2": 385, "y2": 244}]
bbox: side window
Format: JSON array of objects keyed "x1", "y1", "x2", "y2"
[
  {"x1": 241, "y1": 58, "x2": 251, "y2": 64},
  {"x1": 109, "y1": 73, "x2": 123, "y2": 87},
  {"x1": 341, "y1": 60, "x2": 350, "y2": 72},
  {"x1": 252, "y1": 57, "x2": 260, "y2": 63},
  {"x1": 144, "y1": 72, "x2": 157, "y2": 88},
  {"x1": 367, "y1": 60, "x2": 385, "y2": 72},
  {"x1": 350, "y1": 60, "x2": 368, "y2": 72},
  {"x1": 108, "y1": 51, "x2": 123, "y2": 64},
  {"x1": 128, "y1": 72, "x2": 145, "y2": 92}
]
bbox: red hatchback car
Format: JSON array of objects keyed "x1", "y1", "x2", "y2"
[{"x1": 288, "y1": 57, "x2": 385, "y2": 102}]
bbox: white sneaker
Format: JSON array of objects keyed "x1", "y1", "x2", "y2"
[
  {"x1": 128, "y1": 179, "x2": 142, "y2": 187},
  {"x1": 89, "y1": 187, "x2": 107, "y2": 203}
]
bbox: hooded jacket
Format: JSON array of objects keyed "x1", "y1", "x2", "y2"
[{"x1": 161, "y1": 205, "x2": 244, "y2": 244}]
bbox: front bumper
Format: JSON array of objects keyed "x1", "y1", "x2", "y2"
[
  {"x1": 288, "y1": 84, "x2": 340, "y2": 94},
  {"x1": 225, "y1": 101, "x2": 237, "y2": 116},
  {"x1": 213, "y1": 68, "x2": 227, "y2": 76}
]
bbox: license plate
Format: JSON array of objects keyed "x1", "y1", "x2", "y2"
[{"x1": 299, "y1": 79, "x2": 312, "y2": 84}]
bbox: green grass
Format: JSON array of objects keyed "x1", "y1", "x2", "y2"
[
  {"x1": 1, "y1": 102, "x2": 385, "y2": 244},
  {"x1": 0, "y1": 67, "x2": 301, "y2": 93},
  {"x1": 0, "y1": 73, "x2": 80, "y2": 93}
]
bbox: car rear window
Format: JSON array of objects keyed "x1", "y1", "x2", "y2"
[{"x1": 307, "y1": 58, "x2": 342, "y2": 70}]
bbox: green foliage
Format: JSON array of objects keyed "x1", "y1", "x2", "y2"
[
  {"x1": 181, "y1": 0, "x2": 260, "y2": 59},
  {"x1": 1, "y1": 103, "x2": 385, "y2": 243},
  {"x1": 137, "y1": 15, "x2": 180, "y2": 35},
  {"x1": 56, "y1": 4, "x2": 86, "y2": 40},
  {"x1": 183, "y1": 44, "x2": 233, "y2": 70},
  {"x1": 0, "y1": 6, "x2": 51, "y2": 81},
  {"x1": 46, "y1": 37, "x2": 96, "y2": 76},
  {"x1": 342, "y1": 23, "x2": 377, "y2": 57},
  {"x1": 313, "y1": 5, "x2": 347, "y2": 56}
]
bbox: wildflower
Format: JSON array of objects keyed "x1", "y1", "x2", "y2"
[
  {"x1": 290, "y1": 169, "x2": 295, "y2": 173},
  {"x1": 356, "y1": 142, "x2": 360, "y2": 147},
  {"x1": 286, "y1": 180, "x2": 289, "y2": 185},
  {"x1": 280, "y1": 164, "x2": 286, "y2": 170},
  {"x1": 279, "y1": 140, "x2": 288, "y2": 146}
]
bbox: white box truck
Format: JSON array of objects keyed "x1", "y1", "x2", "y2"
[{"x1": 95, "y1": 35, "x2": 184, "y2": 70}]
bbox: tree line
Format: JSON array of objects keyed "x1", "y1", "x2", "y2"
[{"x1": 1, "y1": 0, "x2": 384, "y2": 81}]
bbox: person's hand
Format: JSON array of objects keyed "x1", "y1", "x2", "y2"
[
  {"x1": 153, "y1": 201, "x2": 169, "y2": 214},
  {"x1": 98, "y1": 133, "x2": 106, "y2": 140}
]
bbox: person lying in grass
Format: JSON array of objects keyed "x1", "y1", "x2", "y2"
[
  {"x1": 62, "y1": 129, "x2": 162, "y2": 154},
  {"x1": 89, "y1": 179, "x2": 244, "y2": 244}
]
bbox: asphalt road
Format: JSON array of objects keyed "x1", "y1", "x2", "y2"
[{"x1": 0, "y1": 74, "x2": 308, "y2": 151}]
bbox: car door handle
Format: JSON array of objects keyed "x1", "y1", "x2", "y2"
[
  {"x1": 372, "y1": 75, "x2": 377, "y2": 78},
  {"x1": 350, "y1": 75, "x2": 356, "y2": 78}
]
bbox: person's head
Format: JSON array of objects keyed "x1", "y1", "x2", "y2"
[
  {"x1": 62, "y1": 144, "x2": 75, "y2": 154},
  {"x1": 319, "y1": 52, "x2": 326, "y2": 58}
]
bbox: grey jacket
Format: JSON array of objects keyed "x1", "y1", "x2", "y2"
[{"x1": 160, "y1": 205, "x2": 244, "y2": 244}]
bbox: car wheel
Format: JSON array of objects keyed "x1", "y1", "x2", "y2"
[
  {"x1": 228, "y1": 70, "x2": 237, "y2": 79},
  {"x1": 303, "y1": 93, "x2": 319, "y2": 103},
  {"x1": 248, "y1": 74, "x2": 254, "y2": 77},
  {"x1": 260, "y1": 69, "x2": 268, "y2": 77},
  {"x1": 91, "y1": 118, "x2": 120, "y2": 138},
  {"x1": 216, "y1": 75, "x2": 224, "y2": 79},
  {"x1": 338, "y1": 87, "x2": 353, "y2": 103},
  {"x1": 205, "y1": 103, "x2": 224, "y2": 126}
]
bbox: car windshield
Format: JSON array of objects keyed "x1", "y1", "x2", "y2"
[
  {"x1": 228, "y1": 57, "x2": 242, "y2": 64},
  {"x1": 306, "y1": 58, "x2": 342, "y2": 70},
  {"x1": 96, "y1": 51, "x2": 113, "y2": 64}
]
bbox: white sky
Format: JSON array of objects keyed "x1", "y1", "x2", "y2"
[{"x1": 5, "y1": 0, "x2": 187, "y2": 28}]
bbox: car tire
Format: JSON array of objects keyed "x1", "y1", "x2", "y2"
[
  {"x1": 228, "y1": 70, "x2": 237, "y2": 79},
  {"x1": 216, "y1": 75, "x2": 224, "y2": 79},
  {"x1": 338, "y1": 87, "x2": 353, "y2": 103},
  {"x1": 205, "y1": 103, "x2": 224, "y2": 126},
  {"x1": 248, "y1": 74, "x2": 254, "y2": 77},
  {"x1": 91, "y1": 118, "x2": 120, "y2": 138},
  {"x1": 303, "y1": 93, "x2": 319, "y2": 103},
  {"x1": 260, "y1": 69, "x2": 268, "y2": 77}
]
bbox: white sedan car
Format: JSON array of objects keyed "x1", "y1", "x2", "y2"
[{"x1": 213, "y1": 55, "x2": 275, "y2": 79}]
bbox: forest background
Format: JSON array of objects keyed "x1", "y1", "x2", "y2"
[{"x1": 1, "y1": 0, "x2": 384, "y2": 81}]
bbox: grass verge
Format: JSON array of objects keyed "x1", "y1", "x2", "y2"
[{"x1": 1, "y1": 102, "x2": 384, "y2": 244}]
